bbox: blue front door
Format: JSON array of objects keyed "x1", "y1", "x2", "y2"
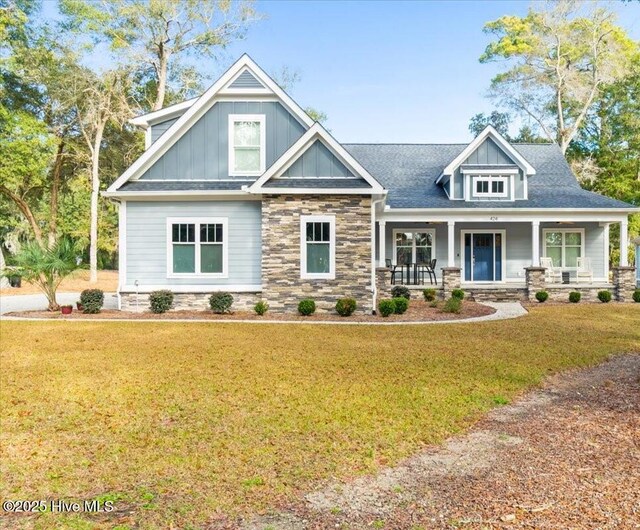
[{"x1": 473, "y1": 234, "x2": 494, "y2": 281}]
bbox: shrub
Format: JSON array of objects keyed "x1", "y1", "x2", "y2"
[
  {"x1": 335, "y1": 297, "x2": 357, "y2": 317},
  {"x1": 80, "y1": 288, "x2": 104, "y2": 314},
  {"x1": 535, "y1": 291, "x2": 549, "y2": 303},
  {"x1": 451, "y1": 289, "x2": 465, "y2": 300},
  {"x1": 254, "y1": 300, "x2": 269, "y2": 316},
  {"x1": 423, "y1": 288, "x2": 437, "y2": 302},
  {"x1": 149, "y1": 290, "x2": 174, "y2": 313},
  {"x1": 391, "y1": 285, "x2": 410, "y2": 300},
  {"x1": 442, "y1": 297, "x2": 462, "y2": 314},
  {"x1": 392, "y1": 296, "x2": 409, "y2": 314},
  {"x1": 633, "y1": 289, "x2": 640, "y2": 303},
  {"x1": 569, "y1": 291, "x2": 581, "y2": 303},
  {"x1": 298, "y1": 298, "x2": 316, "y2": 316},
  {"x1": 378, "y1": 298, "x2": 396, "y2": 317},
  {"x1": 597, "y1": 290, "x2": 612, "y2": 303},
  {"x1": 209, "y1": 292, "x2": 234, "y2": 313},
  {"x1": 429, "y1": 300, "x2": 439, "y2": 308}
]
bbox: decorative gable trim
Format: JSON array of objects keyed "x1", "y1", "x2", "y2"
[
  {"x1": 246, "y1": 123, "x2": 385, "y2": 195},
  {"x1": 435, "y1": 125, "x2": 536, "y2": 184},
  {"x1": 108, "y1": 54, "x2": 315, "y2": 193},
  {"x1": 227, "y1": 69, "x2": 265, "y2": 90}
]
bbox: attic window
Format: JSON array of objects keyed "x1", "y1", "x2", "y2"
[
  {"x1": 229, "y1": 114, "x2": 265, "y2": 176},
  {"x1": 472, "y1": 175, "x2": 508, "y2": 198}
]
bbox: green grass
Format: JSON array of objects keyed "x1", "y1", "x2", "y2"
[{"x1": 1, "y1": 305, "x2": 638, "y2": 528}]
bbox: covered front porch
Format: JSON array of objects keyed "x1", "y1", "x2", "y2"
[{"x1": 373, "y1": 210, "x2": 635, "y2": 302}]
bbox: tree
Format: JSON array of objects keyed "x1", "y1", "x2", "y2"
[
  {"x1": 469, "y1": 111, "x2": 511, "y2": 137},
  {"x1": 480, "y1": 1, "x2": 638, "y2": 154},
  {"x1": 72, "y1": 67, "x2": 134, "y2": 282},
  {"x1": 272, "y1": 65, "x2": 328, "y2": 124},
  {"x1": 2, "y1": 237, "x2": 81, "y2": 311},
  {"x1": 60, "y1": 0, "x2": 261, "y2": 111}
]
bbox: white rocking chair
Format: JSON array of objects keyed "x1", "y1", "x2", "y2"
[
  {"x1": 540, "y1": 257, "x2": 562, "y2": 283},
  {"x1": 576, "y1": 257, "x2": 593, "y2": 284}
]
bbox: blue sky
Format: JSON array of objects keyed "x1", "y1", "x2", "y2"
[{"x1": 43, "y1": 0, "x2": 640, "y2": 143}]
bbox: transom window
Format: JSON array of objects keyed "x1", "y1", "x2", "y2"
[
  {"x1": 543, "y1": 229, "x2": 584, "y2": 268},
  {"x1": 300, "y1": 215, "x2": 335, "y2": 279},
  {"x1": 472, "y1": 175, "x2": 509, "y2": 198},
  {"x1": 167, "y1": 218, "x2": 227, "y2": 277},
  {"x1": 393, "y1": 230, "x2": 435, "y2": 265},
  {"x1": 229, "y1": 114, "x2": 265, "y2": 175}
]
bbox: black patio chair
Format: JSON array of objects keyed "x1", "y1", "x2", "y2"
[
  {"x1": 425, "y1": 259, "x2": 437, "y2": 285},
  {"x1": 386, "y1": 258, "x2": 400, "y2": 285}
]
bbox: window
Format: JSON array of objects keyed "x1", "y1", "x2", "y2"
[
  {"x1": 543, "y1": 229, "x2": 584, "y2": 268},
  {"x1": 472, "y1": 175, "x2": 509, "y2": 198},
  {"x1": 393, "y1": 230, "x2": 435, "y2": 265},
  {"x1": 167, "y1": 218, "x2": 227, "y2": 277},
  {"x1": 300, "y1": 215, "x2": 335, "y2": 279},
  {"x1": 229, "y1": 114, "x2": 265, "y2": 175}
]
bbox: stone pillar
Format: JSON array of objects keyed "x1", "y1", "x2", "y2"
[
  {"x1": 441, "y1": 267, "x2": 461, "y2": 299},
  {"x1": 525, "y1": 266, "x2": 547, "y2": 302},
  {"x1": 612, "y1": 266, "x2": 636, "y2": 302},
  {"x1": 375, "y1": 267, "x2": 391, "y2": 308}
]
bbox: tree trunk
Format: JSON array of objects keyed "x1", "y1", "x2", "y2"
[
  {"x1": 0, "y1": 185, "x2": 45, "y2": 247},
  {"x1": 152, "y1": 50, "x2": 169, "y2": 111},
  {"x1": 48, "y1": 140, "x2": 65, "y2": 248},
  {"x1": 89, "y1": 125, "x2": 105, "y2": 283}
]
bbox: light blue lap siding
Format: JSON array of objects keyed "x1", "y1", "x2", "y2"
[
  {"x1": 126, "y1": 201, "x2": 262, "y2": 287},
  {"x1": 140, "y1": 101, "x2": 306, "y2": 180}
]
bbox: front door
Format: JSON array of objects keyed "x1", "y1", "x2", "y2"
[{"x1": 464, "y1": 232, "x2": 503, "y2": 282}]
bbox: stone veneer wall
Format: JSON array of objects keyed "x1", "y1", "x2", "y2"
[
  {"x1": 120, "y1": 292, "x2": 260, "y2": 312},
  {"x1": 262, "y1": 194, "x2": 373, "y2": 313},
  {"x1": 612, "y1": 266, "x2": 636, "y2": 302}
]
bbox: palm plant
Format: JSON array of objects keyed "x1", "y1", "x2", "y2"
[{"x1": 3, "y1": 238, "x2": 81, "y2": 311}]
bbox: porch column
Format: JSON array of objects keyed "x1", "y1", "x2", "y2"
[
  {"x1": 378, "y1": 221, "x2": 386, "y2": 267},
  {"x1": 620, "y1": 219, "x2": 629, "y2": 266},
  {"x1": 531, "y1": 221, "x2": 540, "y2": 266},
  {"x1": 603, "y1": 223, "x2": 610, "y2": 280},
  {"x1": 447, "y1": 221, "x2": 455, "y2": 267}
]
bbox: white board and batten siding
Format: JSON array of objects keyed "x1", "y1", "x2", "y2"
[{"x1": 125, "y1": 201, "x2": 262, "y2": 291}]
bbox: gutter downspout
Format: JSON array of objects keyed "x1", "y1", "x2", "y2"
[{"x1": 371, "y1": 194, "x2": 387, "y2": 314}]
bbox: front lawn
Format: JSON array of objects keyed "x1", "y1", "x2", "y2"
[{"x1": 1, "y1": 305, "x2": 638, "y2": 529}]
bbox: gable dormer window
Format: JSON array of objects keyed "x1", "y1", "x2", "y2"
[
  {"x1": 229, "y1": 114, "x2": 265, "y2": 176},
  {"x1": 472, "y1": 175, "x2": 509, "y2": 198}
]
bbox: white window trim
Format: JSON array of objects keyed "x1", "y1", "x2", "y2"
[
  {"x1": 471, "y1": 175, "x2": 509, "y2": 198},
  {"x1": 542, "y1": 228, "x2": 585, "y2": 270},
  {"x1": 391, "y1": 228, "x2": 436, "y2": 265},
  {"x1": 228, "y1": 114, "x2": 266, "y2": 177},
  {"x1": 166, "y1": 217, "x2": 228, "y2": 278},
  {"x1": 300, "y1": 214, "x2": 335, "y2": 280},
  {"x1": 460, "y1": 229, "x2": 507, "y2": 284}
]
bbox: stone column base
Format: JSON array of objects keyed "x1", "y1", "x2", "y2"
[
  {"x1": 441, "y1": 267, "x2": 461, "y2": 299},
  {"x1": 612, "y1": 266, "x2": 636, "y2": 302},
  {"x1": 525, "y1": 266, "x2": 547, "y2": 302}
]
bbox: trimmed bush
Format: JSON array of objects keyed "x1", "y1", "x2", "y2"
[
  {"x1": 442, "y1": 297, "x2": 462, "y2": 313},
  {"x1": 391, "y1": 285, "x2": 410, "y2": 300},
  {"x1": 335, "y1": 297, "x2": 357, "y2": 317},
  {"x1": 209, "y1": 292, "x2": 234, "y2": 313},
  {"x1": 569, "y1": 291, "x2": 581, "y2": 303},
  {"x1": 149, "y1": 290, "x2": 174, "y2": 314},
  {"x1": 597, "y1": 290, "x2": 612, "y2": 303},
  {"x1": 423, "y1": 288, "x2": 437, "y2": 302},
  {"x1": 451, "y1": 288, "x2": 465, "y2": 300},
  {"x1": 535, "y1": 291, "x2": 549, "y2": 303},
  {"x1": 392, "y1": 296, "x2": 409, "y2": 314},
  {"x1": 80, "y1": 288, "x2": 104, "y2": 314},
  {"x1": 298, "y1": 298, "x2": 316, "y2": 316},
  {"x1": 254, "y1": 300, "x2": 269, "y2": 316},
  {"x1": 378, "y1": 298, "x2": 396, "y2": 317},
  {"x1": 633, "y1": 289, "x2": 640, "y2": 303}
]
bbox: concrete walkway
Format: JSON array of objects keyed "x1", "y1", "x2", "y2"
[
  {"x1": 0, "y1": 296, "x2": 527, "y2": 325},
  {"x1": 0, "y1": 292, "x2": 118, "y2": 315}
]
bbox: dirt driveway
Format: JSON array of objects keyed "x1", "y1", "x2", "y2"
[{"x1": 243, "y1": 354, "x2": 640, "y2": 529}]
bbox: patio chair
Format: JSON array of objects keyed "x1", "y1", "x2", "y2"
[
  {"x1": 540, "y1": 257, "x2": 562, "y2": 283},
  {"x1": 425, "y1": 258, "x2": 437, "y2": 285},
  {"x1": 386, "y1": 258, "x2": 402, "y2": 285},
  {"x1": 576, "y1": 257, "x2": 593, "y2": 284}
]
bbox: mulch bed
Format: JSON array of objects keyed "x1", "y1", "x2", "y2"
[{"x1": 6, "y1": 300, "x2": 495, "y2": 322}]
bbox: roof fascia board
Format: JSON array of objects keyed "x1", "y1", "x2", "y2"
[
  {"x1": 436, "y1": 125, "x2": 536, "y2": 184},
  {"x1": 382, "y1": 207, "x2": 638, "y2": 215},
  {"x1": 130, "y1": 98, "x2": 198, "y2": 127}
]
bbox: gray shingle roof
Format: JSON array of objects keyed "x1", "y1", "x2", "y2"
[
  {"x1": 266, "y1": 178, "x2": 370, "y2": 189},
  {"x1": 344, "y1": 143, "x2": 634, "y2": 209},
  {"x1": 118, "y1": 180, "x2": 250, "y2": 192}
]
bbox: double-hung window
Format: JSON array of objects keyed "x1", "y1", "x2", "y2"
[
  {"x1": 167, "y1": 218, "x2": 227, "y2": 277},
  {"x1": 394, "y1": 230, "x2": 435, "y2": 265},
  {"x1": 473, "y1": 175, "x2": 508, "y2": 198},
  {"x1": 300, "y1": 215, "x2": 335, "y2": 279},
  {"x1": 543, "y1": 229, "x2": 584, "y2": 268},
  {"x1": 229, "y1": 114, "x2": 265, "y2": 176}
]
